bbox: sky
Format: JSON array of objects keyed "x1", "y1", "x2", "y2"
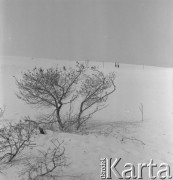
[{"x1": 0, "y1": 0, "x2": 173, "y2": 67}]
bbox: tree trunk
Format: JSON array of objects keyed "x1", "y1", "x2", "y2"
[
  {"x1": 76, "y1": 102, "x2": 84, "y2": 130},
  {"x1": 56, "y1": 109, "x2": 64, "y2": 130},
  {"x1": 76, "y1": 112, "x2": 82, "y2": 130}
]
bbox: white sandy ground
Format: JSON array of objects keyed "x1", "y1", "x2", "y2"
[{"x1": 0, "y1": 57, "x2": 173, "y2": 180}]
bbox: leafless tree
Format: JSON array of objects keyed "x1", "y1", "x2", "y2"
[
  {"x1": 0, "y1": 120, "x2": 36, "y2": 163},
  {"x1": 15, "y1": 62, "x2": 116, "y2": 131},
  {"x1": 139, "y1": 103, "x2": 144, "y2": 121},
  {"x1": 75, "y1": 68, "x2": 116, "y2": 130},
  {"x1": 19, "y1": 140, "x2": 67, "y2": 180}
]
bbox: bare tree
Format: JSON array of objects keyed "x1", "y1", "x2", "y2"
[
  {"x1": 139, "y1": 103, "x2": 144, "y2": 121},
  {"x1": 19, "y1": 140, "x2": 67, "y2": 180},
  {"x1": 15, "y1": 62, "x2": 116, "y2": 131},
  {"x1": 76, "y1": 68, "x2": 116, "y2": 130},
  {"x1": 0, "y1": 120, "x2": 36, "y2": 163}
]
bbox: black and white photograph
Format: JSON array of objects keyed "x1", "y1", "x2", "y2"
[{"x1": 0, "y1": 0, "x2": 173, "y2": 179}]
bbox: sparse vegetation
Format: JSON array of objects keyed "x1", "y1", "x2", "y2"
[
  {"x1": 19, "y1": 140, "x2": 67, "y2": 180},
  {"x1": 15, "y1": 62, "x2": 116, "y2": 132},
  {"x1": 0, "y1": 120, "x2": 36, "y2": 163}
]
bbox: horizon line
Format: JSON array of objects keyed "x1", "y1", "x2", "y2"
[{"x1": 0, "y1": 55, "x2": 172, "y2": 68}]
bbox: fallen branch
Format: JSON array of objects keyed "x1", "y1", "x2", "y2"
[{"x1": 121, "y1": 137, "x2": 145, "y2": 145}]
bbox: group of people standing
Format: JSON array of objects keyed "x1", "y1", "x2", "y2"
[
  {"x1": 102, "y1": 61, "x2": 120, "y2": 68},
  {"x1": 115, "y1": 62, "x2": 120, "y2": 68}
]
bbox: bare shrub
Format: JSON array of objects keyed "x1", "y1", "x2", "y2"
[
  {"x1": 19, "y1": 140, "x2": 67, "y2": 180},
  {"x1": 15, "y1": 62, "x2": 116, "y2": 132},
  {"x1": 0, "y1": 120, "x2": 36, "y2": 163}
]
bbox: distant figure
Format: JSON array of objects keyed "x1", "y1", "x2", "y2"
[
  {"x1": 39, "y1": 127, "x2": 45, "y2": 134},
  {"x1": 115, "y1": 62, "x2": 120, "y2": 68}
]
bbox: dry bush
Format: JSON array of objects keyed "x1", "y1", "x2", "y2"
[
  {"x1": 15, "y1": 62, "x2": 116, "y2": 132},
  {"x1": 19, "y1": 139, "x2": 67, "y2": 180},
  {"x1": 0, "y1": 120, "x2": 36, "y2": 163}
]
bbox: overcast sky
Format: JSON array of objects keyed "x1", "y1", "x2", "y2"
[{"x1": 0, "y1": 0, "x2": 173, "y2": 67}]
